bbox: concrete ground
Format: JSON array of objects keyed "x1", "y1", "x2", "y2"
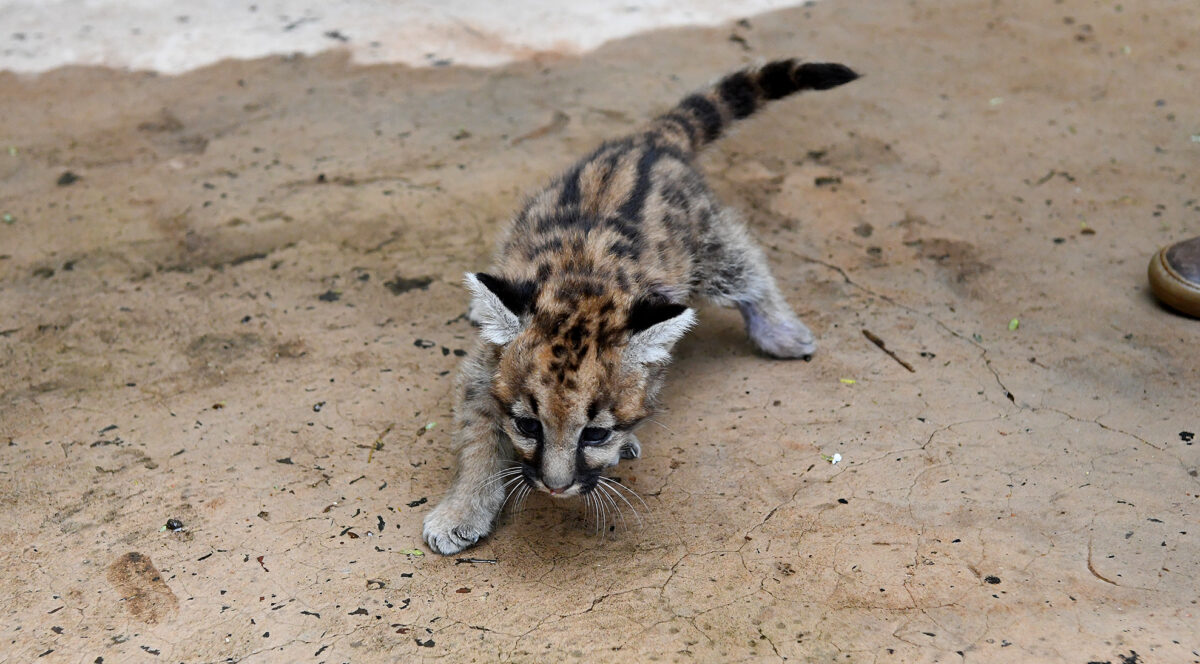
[{"x1": 2, "y1": 0, "x2": 1198, "y2": 661}]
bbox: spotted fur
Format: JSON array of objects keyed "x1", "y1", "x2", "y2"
[{"x1": 424, "y1": 59, "x2": 859, "y2": 555}]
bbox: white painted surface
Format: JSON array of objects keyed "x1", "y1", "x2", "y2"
[{"x1": 0, "y1": 0, "x2": 808, "y2": 75}]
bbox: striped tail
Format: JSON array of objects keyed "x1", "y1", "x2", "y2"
[{"x1": 650, "y1": 59, "x2": 859, "y2": 154}]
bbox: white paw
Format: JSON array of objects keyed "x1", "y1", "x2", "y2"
[
  {"x1": 422, "y1": 504, "x2": 491, "y2": 555},
  {"x1": 751, "y1": 316, "x2": 817, "y2": 359}
]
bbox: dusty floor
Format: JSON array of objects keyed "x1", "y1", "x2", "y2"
[{"x1": 2, "y1": 0, "x2": 1199, "y2": 662}]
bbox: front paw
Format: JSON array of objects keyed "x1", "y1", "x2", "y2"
[
  {"x1": 422, "y1": 503, "x2": 491, "y2": 555},
  {"x1": 620, "y1": 435, "x2": 641, "y2": 460}
]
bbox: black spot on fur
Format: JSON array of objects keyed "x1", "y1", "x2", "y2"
[
  {"x1": 603, "y1": 215, "x2": 642, "y2": 245},
  {"x1": 566, "y1": 322, "x2": 586, "y2": 347},
  {"x1": 718, "y1": 71, "x2": 758, "y2": 119},
  {"x1": 627, "y1": 296, "x2": 688, "y2": 333},
  {"x1": 758, "y1": 59, "x2": 798, "y2": 100},
  {"x1": 611, "y1": 241, "x2": 639, "y2": 259},
  {"x1": 534, "y1": 312, "x2": 569, "y2": 336},
  {"x1": 678, "y1": 94, "x2": 722, "y2": 144},
  {"x1": 617, "y1": 147, "x2": 662, "y2": 224},
  {"x1": 644, "y1": 136, "x2": 691, "y2": 164},
  {"x1": 475, "y1": 273, "x2": 537, "y2": 316},
  {"x1": 657, "y1": 112, "x2": 697, "y2": 147},
  {"x1": 538, "y1": 209, "x2": 591, "y2": 235},
  {"x1": 615, "y1": 268, "x2": 630, "y2": 292},
  {"x1": 662, "y1": 183, "x2": 693, "y2": 213},
  {"x1": 557, "y1": 165, "x2": 583, "y2": 207},
  {"x1": 596, "y1": 320, "x2": 622, "y2": 346},
  {"x1": 527, "y1": 237, "x2": 564, "y2": 259}
]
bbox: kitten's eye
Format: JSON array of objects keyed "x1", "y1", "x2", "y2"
[
  {"x1": 579, "y1": 427, "x2": 611, "y2": 445},
  {"x1": 514, "y1": 417, "x2": 542, "y2": 438}
]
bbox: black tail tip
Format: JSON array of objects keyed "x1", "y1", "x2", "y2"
[{"x1": 795, "y1": 62, "x2": 861, "y2": 90}]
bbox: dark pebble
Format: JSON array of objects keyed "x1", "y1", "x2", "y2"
[
  {"x1": 165, "y1": 518, "x2": 184, "y2": 531},
  {"x1": 317, "y1": 290, "x2": 341, "y2": 302},
  {"x1": 56, "y1": 171, "x2": 80, "y2": 186},
  {"x1": 1180, "y1": 431, "x2": 1194, "y2": 442},
  {"x1": 385, "y1": 275, "x2": 433, "y2": 295},
  {"x1": 984, "y1": 575, "x2": 1000, "y2": 584}
]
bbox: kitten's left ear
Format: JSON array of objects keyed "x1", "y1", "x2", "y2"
[
  {"x1": 464, "y1": 272, "x2": 536, "y2": 345},
  {"x1": 624, "y1": 297, "x2": 696, "y2": 365}
]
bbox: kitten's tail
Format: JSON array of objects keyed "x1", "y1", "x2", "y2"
[{"x1": 648, "y1": 59, "x2": 859, "y2": 154}]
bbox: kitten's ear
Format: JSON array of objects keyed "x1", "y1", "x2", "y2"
[
  {"x1": 464, "y1": 272, "x2": 535, "y2": 345},
  {"x1": 624, "y1": 298, "x2": 696, "y2": 365}
]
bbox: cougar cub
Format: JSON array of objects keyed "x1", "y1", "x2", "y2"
[{"x1": 423, "y1": 59, "x2": 859, "y2": 554}]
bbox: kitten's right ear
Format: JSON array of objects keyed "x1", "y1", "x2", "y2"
[{"x1": 464, "y1": 273, "x2": 535, "y2": 345}]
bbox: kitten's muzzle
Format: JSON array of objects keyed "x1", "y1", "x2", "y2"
[{"x1": 520, "y1": 462, "x2": 575, "y2": 497}]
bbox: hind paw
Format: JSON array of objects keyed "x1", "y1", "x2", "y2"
[{"x1": 749, "y1": 316, "x2": 817, "y2": 359}]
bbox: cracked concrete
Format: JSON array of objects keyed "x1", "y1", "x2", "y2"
[{"x1": 2, "y1": 0, "x2": 1198, "y2": 661}]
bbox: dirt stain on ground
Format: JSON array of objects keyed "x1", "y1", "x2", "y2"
[{"x1": 106, "y1": 552, "x2": 178, "y2": 624}]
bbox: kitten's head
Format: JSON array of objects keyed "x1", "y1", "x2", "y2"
[{"x1": 466, "y1": 272, "x2": 694, "y2": 497}]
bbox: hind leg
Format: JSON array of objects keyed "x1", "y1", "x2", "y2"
[{"x1": 698, "y1": 208, "x2": 816, "y2": 359}]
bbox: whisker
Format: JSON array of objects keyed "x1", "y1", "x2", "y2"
[
  {"x1": 603, "y1": 476, "x2": 650, "y2": 512},
  {"x1": 596, "y1": 483, "x2": 626, "y2": 533},
  {"x1": 587, "y1": 493, "x2": 601, "y2": 535},
  {"x1": 600, "y1": 477, "x2": 644, "y2": 526},
  {"x1": 514, "y1": 484, "x2": 532, "y2": 514},
  {"x1": 645, "y1": 417, "x2": 674, "y2": 434},
  {"x1": 595, "y1": 490, "x2": 610, "y2": 538},
  {"x1": 498, "y1": 474, "x2": 525, "y2": 499},
  {"x1": 499, "y1": 476, "x2": 525, "y2": 514},
  {"x1": 482, "y1": 466, "x2": 524, "y2": 490}
]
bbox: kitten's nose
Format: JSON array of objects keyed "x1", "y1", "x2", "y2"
[{"x1": 544, "y1": 480, "x2": 571, "y2": 494}]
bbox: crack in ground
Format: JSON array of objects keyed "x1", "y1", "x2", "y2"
[
  {"x1": 1039, "y1": 407, "x2": 1164, "y2": 452},
  {"x1": 790, "y1": 252, "x2": 1018, "y2": 405}
]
